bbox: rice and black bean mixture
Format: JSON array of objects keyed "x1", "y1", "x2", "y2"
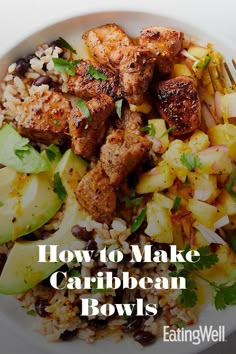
[{"x1": 0, "y1": 24, "x2": 236, "y2": 347}]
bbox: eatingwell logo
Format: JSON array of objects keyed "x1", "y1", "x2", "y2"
[{"x1": 163, "y1": 325, "x2": 226, "y2": 345}]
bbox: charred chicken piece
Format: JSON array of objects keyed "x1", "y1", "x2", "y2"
[
  {"x1": 109, "y1": 45, "x2": 155, "y2": 105},
  {"x1": 18, "y1": 90, "x2": 71, "y2": 145},
  {"x1": 68, "y1": 93, "x2": 114, "y2": 159},
  {"x1": 82, "y1": 24, "x2": 133, "y2": 67},
  {"x1": 153, "y1": 76, "x2": 201, "y2": 136},
  {"x1": 100, "y1": 129, "x2": 152, "y2": 186},
  {"x1": 114, "y1": 105, "x2": 143, "y2": 135},
  {"x1": 139, "y1": 26, "x2": 183, "y2": 77},
  {"x1": 76, "y1": 162, "x2": 117, "y2": 224},
  {"x1": 67, "y1": 59, "x2": 122, "y2": 100}
]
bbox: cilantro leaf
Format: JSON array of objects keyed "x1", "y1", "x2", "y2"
[
  {"x1": 131, "y1": 208, "x2": 147, "y2": 233},
  {"x1": 226, "y1": 169, "x2": 236, "y2": 201},
  {"x1": 172, "y1": 196, "x2": 182, "y2": 211},
  {"x1": 52, "y1": 58, "x2": 81, "y2": 76},
  {"x1": 69, "y1": 269, "x2": 81, "y2": 277},
  {"x1": 214, "y1": 290, "x2": 227, "y2": 310},
  {"x1": 180, "y1": 153, "x2": 202, "y2": 171},
  {"x1": 178, "y1": 289, "x2": 198, "y2": 308},
  {"x1": 0, "y1": 202, "x2": 4, "y2": 207},
  {"x1": 115, "y1": 99, "x2": 123, "y2": 119},
  {"x1": 141, "y1": 124, "x2": 156, "y2": 137},
  {"x1": 214, "y1": 283, "x2": 236, "y2": 310},
  {"x1": 53, "y1": 172, "x2": 67, "y2": 201},
  {"x1": 56, "y1": 37, "x2": 77, "y2": 54},
  {"x1": 76, "y1": 98, "x2": 92, "y2": 121},
  {"x1": 45, "y1": 145, "x2": 59, "y2": 162},
  {"x1": 14, "y1": 137, "x2": 30, "y2": 159},
  {"x1": 159, "y1": 125, "x2": 176, "y2": 138},
  {"x1": 91, "y1": 279, "x2": 112, "y2": 294},
  {"x1": 87, "y1": 65, "x2": 108, "y2": 80},
  {"x1": 27, "y1": 309, "x2": 37, "y2": 316}
]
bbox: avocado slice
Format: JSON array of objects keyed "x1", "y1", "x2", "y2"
[
  {"x1": 0, "y1": 150, "x2": 88, "y2": 294},
  {"x1": 0, "y1": 167, "x2": 63, "y2": 244},
  {"x1": 0, "y1": 124, "x2": 49, "y2": 173}
]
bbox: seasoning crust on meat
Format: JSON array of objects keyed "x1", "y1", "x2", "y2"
[
  {"x1": 17, "y1": 90, "x2": 71, "y2": 145},
  {"x1": 76, "y1": 162, "x2": 117, "y2": 224},
  {"x1": 68, "y1": 93, "x2": 114, "y2": 159},
  {"x1": 154, "y1": 76, "x2": 201, "y2": 135}
]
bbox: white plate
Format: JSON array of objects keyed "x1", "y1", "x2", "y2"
[{"x1": 0, "y1": 1, "x2": 236, "y2": 354}]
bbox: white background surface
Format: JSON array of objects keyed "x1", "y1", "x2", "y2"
[{"x1": 0, "y1": 0, "x2": 235, "y2": 353}]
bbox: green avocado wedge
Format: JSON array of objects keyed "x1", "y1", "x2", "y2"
[
  {"x1": 0, "y1": 167, "x2": 63, "y2": 244},
  {"x1": 0, "y1": 124, "x2": 49, "y2": 173},
  {"x1": 0, "y1": 149, "x2": 88, "y2": 294}
]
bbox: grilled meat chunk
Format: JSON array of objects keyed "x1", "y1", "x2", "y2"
[
  {"x1": 76, "y1": 162, "x2": 117, "y2": 224},
  {"x1": 139, "y1": 26, "x2": 183, "y2": 77},
  {"x1": 67, "y1": 59, "x2": 121, "y2": 100},
  {"x1": 68, "y1": 93, "x2": 114, "y2": 159},
  {"x1": 18, "y1": 90, "x2": 71, "y2": 145},
  {"x1": 153, "y1": 76, "x2": 201, "y2": 136},
  {"x1": 110, "y1": 46, "x2": 155, "y2": 105},
  {"x1": 100, "y1": 129, "x2": 152, "y2": 186},
  {"x1": 83, "y1": 24, "x2": 133, "y2": 67},
  {"x1": 114, "y1": 106, "x2": 143, "y2": 135}
]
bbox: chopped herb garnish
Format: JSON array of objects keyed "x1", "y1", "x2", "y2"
[
  {"x1": 131, "y1": 208, "x2": 147, "y2": 233},
  {"x1": 56, "y1": 37, "x2": 77, "y2": 54},
  {"x1": 52, "y1": 58, "x2": 81, "y2": 76},
  {"x1": 45, "y1": 145, "x2": 59, "y2": 162},
  {"x1": 0, "y1": 202, "x2": 4, "y2": 207},
  {"x1": 141, "y1": 124, "x2": 156, "y2": 137},
  {"x1": 172, "y1": 196, "x2": 182, "y2": 211},
  {"x1": 225, "y1": 231, "x2": 236, "y2": 253},
  {"x1": 91, "y1": 279, "x2": 112, "y2": 294},
  {"x1": 193, "y1": 55, "x2": 211, "y2": 70},
  {"x1": 53, "y1": 172, "x2": 67, "y2": 201},
  {"x1": 14, "y1": 137, "x2": 30, "y2": 159},
  {"x1": 52, "y1": 119, "x2": 59, "y2": 126},
  {"x1": 87, "y1": 65, "x2": 108, "y2": 80},
  {"x1": 27, "y1": 309, "x2": 37, "y2": 317},
  {"x1": 159, "y1": 125, "x2": 176, "y2": 138},
  {"x1": 123, "y1": 195, "x2": 143, "y2": 209},
  {"x1": 180, "y1": 153, "x2": 202, "y2": 171},
  {"x1": 69, "y1": 269, "x2": 81, "y2": 277},
  {"x1": 226, "y1": 169, "x2": 236, "y2": 201},
  {"x1": 170, "y1": 244, "x2": 236, "y2": 310},
  {"x1": 115, "y1": 99, "x2": 123, "y2": 119},
  {"x1": 76, "y1": 98, "x2": 92, "y2": 121}
]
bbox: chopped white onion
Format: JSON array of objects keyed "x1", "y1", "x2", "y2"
[
  {"x1": 221, "y1": 92, "x2": 236, "y2": 119},
  {"x1": 147, "y1": 136, "x2": 162, "y2": 153},
  {"x1": 213, "y1": 215, "x2": 230, "y2": 229},
  {"x1": 180, "y1": 49, "x2": 198, "y2": 62},
  {"x1": 214, "y1": 91, "x2": 223, "y2": 120},
  {"x1": 194, "y1": 189, "x2": 211, "y2": 201},
  {"x1": 202, "y1": 103, "x2": 216, "y2": 128},
  {"x1": 194, "y1": 222, "x2": 226, "y2": 245}
]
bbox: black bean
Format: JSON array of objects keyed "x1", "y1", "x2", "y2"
[
  {"x1": 50, "y1": 81, "x2": 60, "y2": 92},
  {"x1": 134, "y1": 331, "x2": 156, "y2": 346},
  {"x1": 114, "y1": 286, "x2": 123, "y2": 303},
  {"x1": 168, "y1": 264, "x2": 177, "y2": 272},
  {"x1": 0, "y1": 253, "x2": 7, "y2": 275},
  {"x1": 122, "y1": 317, "x2": 143, "y2": 333},
  {"x1": 60, "y1": 329, "x2": 78, "y2": 341},
  {"x1": 15, "y1": 58, "x2": 30, "y2": 77},
  {"x1": 21, "y1": 233, "x2": 38, "y2": 241},
  {"x1": 35, "y1": 299, "x2": 50, "y2": 318},
  {"x1": 25, "y1": 53, "x2": 37, "y2": 63},
  {"x1": 50, "y1": 39, "x2": 62, "y2": 48},
  {"x1": 33, "y1": 76, "x2": 52, "y2": 87},
  {"x1": 210, "y1": 243, "x2": 219, "y2": 253},
  {"x1": 88, "y1": 319, "x2": 108, "y2": 330},
  {"x1": 71, "y1": 225, "x2": 93, "y2": 241},
  {"x1": 86, "y1": 239, "x2": 98, "y2": 252},
  {"x1": 145, "y1": 305, "x2": 163, "y2": 319}
]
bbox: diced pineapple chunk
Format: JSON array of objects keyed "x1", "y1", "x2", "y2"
[
  {"x1": 187, "y1": 199, "x2": 221, "y2": 228},
  {"x1": 188, "y1": 45, "x2": 209, "y2": 59},
  {"x1": 208, "y1": 123, "x2": 236, "y2": 159},
  {"x1": 188, "y1": 129, "x2": 210, "y2": 153},
  {"x1": 172, "y1": 64, "x2": 193, "y2": 78},
  {"x1": 162, "y1": 140, "x2": 190, "y2": 182},
  {"x1": 216, "y1": 190, "x2": 236, "y2": 216},
  {"x1": 197, "y1": 146, "x2": 233, "y2": 175},
  {"x1": 145, "y1": 193, "x2": 173, "y2": 243},
  {"x1": 148, "y1": 118, "x2": 169, "y2": 153},
  {"x1": 188, "y1": 172, "x2": 218, "y2": 203},
  {"x1": 136, "y1": 161, "x2": 175, "y2": 194},
  {"x1": 129, "y1": 100, "x2": 152, "y2": 114},
  {"x1": 152, "y1": 192, "x2": 174, "y2": 209},
  {"x1": 220, "y1": 93, "x2": 236, "y2": 120},
  {"x1": 195, "y1": 230, "x2": 211, "y2": 247}
]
